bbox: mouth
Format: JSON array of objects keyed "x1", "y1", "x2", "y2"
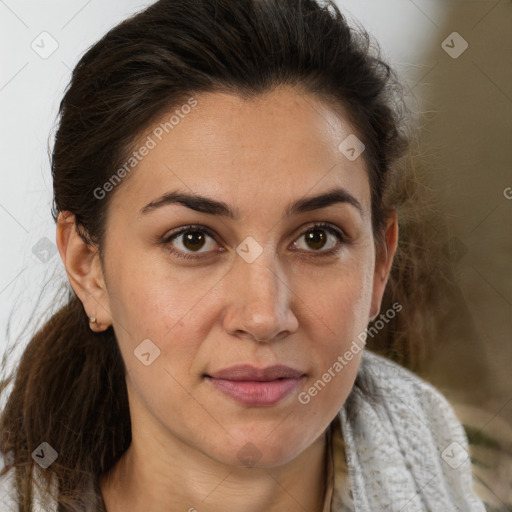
[{"x1": 203, "y1": 364, "x2": 306, "y2": 406}]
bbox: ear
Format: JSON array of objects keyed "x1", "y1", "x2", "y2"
[
  {"x1": 56, "y1": 211, "x2": 112, "y2": 332},
  {"x1": 369, "y1": 209, "x2": 399, "y2": 321}
]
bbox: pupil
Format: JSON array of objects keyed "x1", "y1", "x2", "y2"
[
  {"x1": 306, "y1": 229, "x2": 326, "y2": 250},
  {"x1": 183, "y1": 231, "x2": 205, "y2": 251}
]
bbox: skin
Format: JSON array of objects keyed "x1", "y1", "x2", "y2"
[{"x1": 56, "y1": 85, "x2": 398, "y2": 512}]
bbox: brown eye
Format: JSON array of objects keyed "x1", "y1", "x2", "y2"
[
  {"x1": 292, "y1": 224, "x2": 344, "y2": 253},
  {"x1": 181, "y1": 231, "x2": 207, "y2": 252},
  {"x1": 163, "y1": 225, "x2": 220, "y2": 260},
  {"x1": 304, "y1": 229, "x2": 329, "y2": 250}
]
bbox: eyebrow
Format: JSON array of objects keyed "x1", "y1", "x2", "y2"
[{"x1": 139, "y1": 186, "x2": 364, "y2": 219}]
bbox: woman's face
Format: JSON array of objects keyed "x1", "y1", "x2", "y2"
[{"x1": 90, "y1": 86, "x2": 394, "y2": 468}]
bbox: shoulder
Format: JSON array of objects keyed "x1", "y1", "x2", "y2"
[
  {"x1": 356, "y1": 350, "x2": 471, "y2": 455},
  {"x1": 359, "y1": 350, "x2": 465, "y2": 425},
  {"x1": 339, "y1": 350, "x2": 486, "y2": 511}
]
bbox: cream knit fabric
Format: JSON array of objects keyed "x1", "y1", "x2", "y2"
[{"x1": 337, "y1": 350, "x2": 485, "y2": 511}]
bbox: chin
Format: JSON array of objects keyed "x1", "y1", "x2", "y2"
[{"x1": 205, "y1": 431, "x2": 309, "y2": 469}]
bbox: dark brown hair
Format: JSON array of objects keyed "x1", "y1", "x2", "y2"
[{"x1": 0, "y1": 0, "x2": 450, "y2": 509}]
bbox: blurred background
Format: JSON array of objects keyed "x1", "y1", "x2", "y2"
[{"x1": 0, "y1": 0, "x2": 511, "y2": 509}]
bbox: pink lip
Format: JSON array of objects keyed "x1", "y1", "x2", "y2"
[{"x1": 204, "y1": 364, "x2": 305, "y2": 406}]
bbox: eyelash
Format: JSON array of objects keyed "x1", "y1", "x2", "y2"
[{"x1": 161, "y1": 222, "x2": 348, "y2": 261}]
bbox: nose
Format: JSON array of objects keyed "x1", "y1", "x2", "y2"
[{"x1": 221, "y1": 247, "x2": 299, "y2": 343}]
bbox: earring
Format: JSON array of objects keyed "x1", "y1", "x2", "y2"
[{"x1": 89, "y1": 316, "x2": 97, "y2": 324}]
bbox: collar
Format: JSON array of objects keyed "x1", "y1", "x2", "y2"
[{"x1": 323, "y1": 413, "x2": 354, "y2": 511}]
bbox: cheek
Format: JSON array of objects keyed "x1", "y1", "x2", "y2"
[
  {"x1": 107, "y1": 249, "x2": 205, "y2": 333},
  {"x1": 295, "y1": 252, "x2": 374, "y2": 405},
  {"x1": 295, "y1": 281, "x2": 370, "y2": 420},
  {"x1": 300, "y1": 250, "x2": 375, "y2": 340},
  {"x1": 105, "y1": 253, "x2": 223, "y2": 383}
]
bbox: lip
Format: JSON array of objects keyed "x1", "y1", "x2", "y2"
[{"x1": 204, "y1": 364, "x2": 306, "y2": 406}]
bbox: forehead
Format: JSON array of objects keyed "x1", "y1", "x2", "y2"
[{"x1": 108, "y1": 86, "x2": 370, "y2": 219}]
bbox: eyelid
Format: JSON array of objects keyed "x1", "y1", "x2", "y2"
[
  {"x1": 162, "y1": 222, "x2": 348, "y2": 260},
  {"x1": 290, "y1": 221, "x2": 347, "y2": 244},
  {"x1": 165, "y1": 224, "x2": 218, "y2": 243}
]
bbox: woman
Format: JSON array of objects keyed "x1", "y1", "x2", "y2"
[{"x1": 0, "y1": 0, "x2": 487, "y2": 510}]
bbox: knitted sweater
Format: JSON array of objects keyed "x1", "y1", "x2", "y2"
[
  {"x1": 335, "y1": 350, "x2": 485, "y2": 510},
  {"x1": 0, "y1": 350, "x2": 486, "y2": 511}
]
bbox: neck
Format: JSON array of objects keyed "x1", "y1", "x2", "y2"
[{"x1": 100, "y1": 425, "x2": 329, "y2": 512}]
